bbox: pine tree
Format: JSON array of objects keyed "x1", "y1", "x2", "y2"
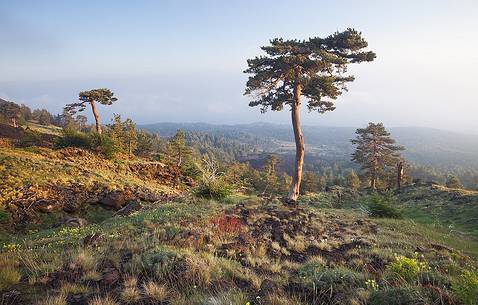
[
  {"x1": 345, "y1": 170, "x2": 360, "y2": 190},
  {"x1": 262, "y1": 154, "x2": 280, "y2": 195},
  {"x1": 167, "y1": 130, "x2": 191, "y2": 167},
  {"x1": 244, "y1": 29, "x2": 375, "y2": 202},
  {"x1": 0, "y1": 101, "x2": 21, "y2": 127},
  {"x1": 318, "y1": 175, "x2": 327, "y2": 191},
  {"x1": 65, "y1": 88, "x2": 117, "y2": 134},
  {"x1": 445, "y1": 175, "x2": 463, "y2": 189},
  {"x1": 351, "y1": 123, "x2": 404, "y2": 189},
  {"x1": 301, "y1": 171, "x2": 320, "y2": 194}
]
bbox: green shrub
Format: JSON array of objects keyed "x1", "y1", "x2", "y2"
[
  {"x1": 364, "y1": 193, "x2": 402, "y2": 218},
  {"x1": 125, "y1": 248, "x2": 182, "y2": 283},
  {"x1": 0, "y1": 207, "x2": 10, "y2": 223},
  {"x1": 55, "y1": 128, "x2": 91, "y2": 149},
  {"x1": 195, "y1": 178, "x2": 233, "y2": 200},
  {"x1": 55, "y1": 129, "x2": 119, "y2": 158},
  {"x1": 19, "y1": 129, "x2": 43, "y2": 146},
  {"x1": 0, "y1": 258, "x2": 21, "y2": 290},
  {"x1": 452, "y1": 269, "x2": 478, "y2": 305},
  {"x1": 182, "y1": 159, "x2": 202, "y2": 180},
  {"x1": 89, "y1": 133, "x2": 119, "y2": 159},
  {"x1": 387, "y1": 253, "x2": 423, "y2": 282}
]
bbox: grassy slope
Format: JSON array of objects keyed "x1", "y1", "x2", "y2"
[
  {"x1": 1, "y1": 195, "x2": 477, "y2": 305},
  {"x1": 397, "y1": 185, "x2": 478, "y2": 238},
  {"x1": 0, "y1": 146, "x2": 175, "y2": 206}
]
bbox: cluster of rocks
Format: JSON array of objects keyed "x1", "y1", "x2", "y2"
[
  {"x1": 216, "y1": 203, "x2": 378, "y2": 264},
  {"x1": 5, "y1": 183, "x2": 171, "y2": 226}
]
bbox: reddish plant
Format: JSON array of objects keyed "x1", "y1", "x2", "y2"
[{"x1": 210, "y1": 214, "x2": 244, "y2": 235}]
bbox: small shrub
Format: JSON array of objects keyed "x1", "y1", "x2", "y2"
[
  {"x1": 452, "y1": 269, "x2": 478, "y2": 305},
  {"x1": 142, "y1": 281, "x2": 169, "y2": 302},
  {"x1": 55, "y1": 128, "x2": 91, "y2": 149},
  {"x1": 364, "y1": 193, "x2": 402, "y2": 218},
  {"x1": 195, "y1": 178, "x2": 233, "y2": 200},
  {"x1": 89, "y1": 132, "x2": 119, "y2": 159},
  {"x1": 128, "y1": 248, "x2": 182, "y2": 282},
  {"x1": 19, "y1": 129, "x2": 43, "y2": 146},
  {"x1": 72, "y1": 249, "x2": 97, "y2": 272},
  {"x1": 387, "y1": 253, "x2": 423, "y2": 282},
  {"x1": 121, "y1": 287, "x2": 142, "y2": 304},
  {"x1": 210, "y1": 214, "x2": 244, "y2": 235},
  {"x1": 59, "y1": 283, "x2": 89, "y2": 295},
  {"x1": 0, "y1": 207, "x2": 10, "y2": 223},
  {"x1": 0, "y1": 266, "x2": 21, "y2": 290}
]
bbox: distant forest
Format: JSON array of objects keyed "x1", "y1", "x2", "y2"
[{"x1": 141, "y1": 122, "x2": 478, "y2": 190}]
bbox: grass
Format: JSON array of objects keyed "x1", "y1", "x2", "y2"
[{"x1": 1, "y1": 195, "x2": 477, "y2": 304}]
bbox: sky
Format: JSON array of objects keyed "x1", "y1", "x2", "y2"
[{"x1": 1, "y1": 0, "x2": 477, "y2": 134}]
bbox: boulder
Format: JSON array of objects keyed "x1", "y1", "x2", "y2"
[
  {"x1": 99, "y1": 189, "x2": 133, "y2": 210},
  {"x1": 100, "y1": 268, "x2": 120, "y2": 285},
  {"x1": 114, "y1": 199, "x2": 142, "y2": 216},
  {"x1": 36, "y1": 199, "x2": 62, "y2": 213},
  {"x1": 63, "y1": 217, "x2": 88, "y2": 227}
]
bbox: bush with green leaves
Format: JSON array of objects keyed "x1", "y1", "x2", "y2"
[
  {"x1": 56, "y1": 128, "x2": 119, "y2": 159},
  {"x1": 0, "y1": 207, "x2": 10, "y2": 223},
  {"x1": 364, "y1": 193, "x2": 402, "y2": 218},
  {"x1": 452, "y1": 268, "x2": 478, "y2": 305},
  {"x1": 0, "y1": 258, "x2": 21, "y2": 290},
  {"x1": 387, "y1": 253, "x2": 425, "y2": 282},
  {"x1": 88, "y1": 132, "x2": 119, "y2": 159},
  {"x1": 195, "y1": 178, "x2": 233, "y2": 200},
  {"x1": 182, "y1": 159, "x2": 202, "y2": 181},
  {"x1": 55, "y1": 128, "x2": 91, "y2": 149}
]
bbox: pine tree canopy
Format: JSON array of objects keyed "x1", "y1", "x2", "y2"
[
  {"x1": 244, "y1": 29, "x2": 376, "y2": 113},
  {"x1": 65, "y1": 88, "x2": 117, "y2": 115}
]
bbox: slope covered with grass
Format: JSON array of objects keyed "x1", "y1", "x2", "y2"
[
  {"x1": 0, "y1": 145, "x2": 179, "y2": 234},
  {"x1": 1, "y1": 195, "x2": 477, "y2": 305}
]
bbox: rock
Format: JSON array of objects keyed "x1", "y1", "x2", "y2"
[
  {"x1": 36, "y1": 199, "x2": 62, "y2": 213},
  {"x1": 259, "y1": 279, "x2": 281, "y2": 296},
  {"x1": 182, "y1": 176, "x2": 196, "y2": 187},
  {"x1": 1, "y1": 290, "x2": 22, "y2": 305},
  {"x1": 100, "y1": 268, "x2": 120, "y2": 285},
  {"x1": 63, "y1": 217, "x2": 88, "y2": 227},
  {"x1": 83, "y1": 233, "x2": 104, "y2": 247},
  {"x1": 114, "y1": 199, "x2": 142, "y2": 216},
  {"x1": 66, "y1": 294, "x2": 90, "y2": 305},
  {"x1": 99, "y1": 189, "x2": 133, "y2": 210}
]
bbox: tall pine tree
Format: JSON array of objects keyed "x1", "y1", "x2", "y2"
[
  {"x1": 351, "y1": 123, "x2": 404, "y2": 189},
  {"x1": 244, "y1": 29, "x2": 375, "y2": 202}
]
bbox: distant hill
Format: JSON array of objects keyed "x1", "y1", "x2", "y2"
[{"x1": 140, "y1": 122, "x2": 478, "y2": 170}]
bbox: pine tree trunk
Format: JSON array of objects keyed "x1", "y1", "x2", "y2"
[
  {"x1": 89, "y1": 100, "x2": 102, "y2": 134},
  {"x1": 287, "y1": 66, "x2": 304, "y2": 203},
  {"x1": 397, "y1": 161, "x2": 404, "y2": 190}
]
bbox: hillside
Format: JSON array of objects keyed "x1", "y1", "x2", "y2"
[
  {"x1": 1, "y1": 188, "x2": 477, "y2": 304},
  {"x1": 0, "y1": 145, "x2": 179, "y2": 235}
]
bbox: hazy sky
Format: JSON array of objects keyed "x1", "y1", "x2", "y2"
[{"x1": 1, "y1": 0, "x2": 477, "y2": 133}]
